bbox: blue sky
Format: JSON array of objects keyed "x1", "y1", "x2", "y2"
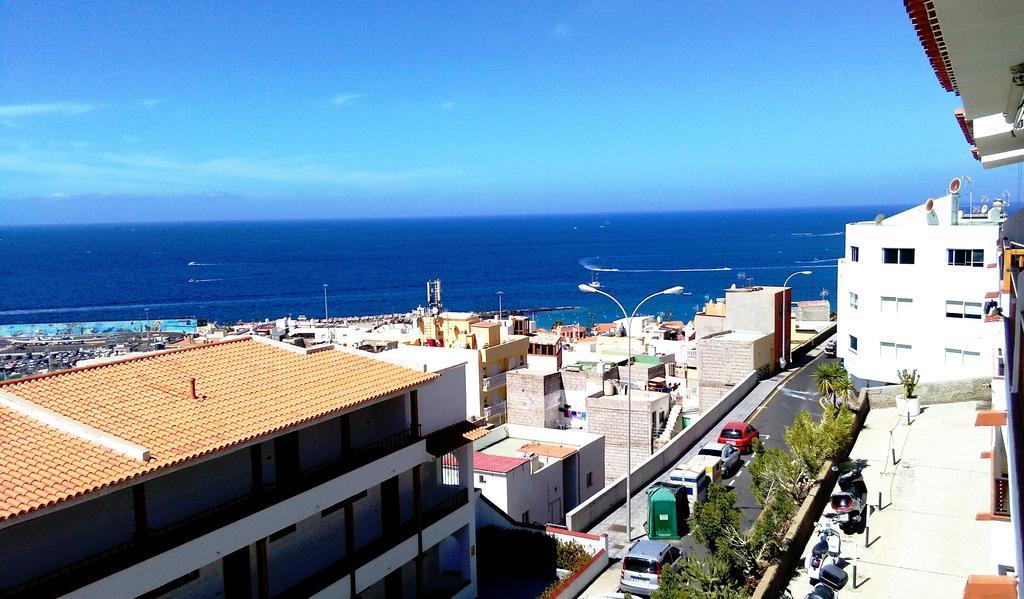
[{"x1": 1, "y1": 1, "x2": 1020, "y2": 223}]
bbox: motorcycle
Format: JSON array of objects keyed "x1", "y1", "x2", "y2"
[
  {"x1": 804, "y1": 517, "x2": 842, "y2": 583},
  {"x1": 829, "y1": 459, "x2": 868, "y2": 534},
  {"x1": 783, "y1": 561, "x2": 849, "y2": 599}
]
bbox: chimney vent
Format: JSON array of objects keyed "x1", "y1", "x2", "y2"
[{"x1": 188, "y1": 377, "x2": 204, "y2": 401}]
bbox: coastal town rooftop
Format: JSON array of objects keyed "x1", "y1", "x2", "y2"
[{"x1": 0, "y1": 336, "x2": 436, "y2": 523}]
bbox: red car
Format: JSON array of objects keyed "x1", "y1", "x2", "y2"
[{"x1": 718, "y1": 421, "x2": 759, "y2": 454}]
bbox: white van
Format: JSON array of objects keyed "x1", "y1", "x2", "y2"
[{"x1": 669, "y1": 465, "x2": 710, "y2": 507}]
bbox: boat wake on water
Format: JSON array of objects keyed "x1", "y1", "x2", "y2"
[{"x1": 790, "y1": 232, "x2": 843, "y2": 237}]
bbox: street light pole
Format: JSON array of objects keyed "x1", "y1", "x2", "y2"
[
  {"x1": 497, "y1": 290, "x2": 504, "y2": 321},
  {"x1": 322, "y1": 284, "x2": 329, "y2": 321},
  {"x1": 780, "y1": 271, "x2": 812, "y2": 368},
  {"x1": 579, "y1": 283, "x2": 684, "y2": 542}
]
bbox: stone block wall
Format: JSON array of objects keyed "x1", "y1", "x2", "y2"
[
  {"x1": 864, "y1": 376, "x2": 991, "y2": 408},
  {"x1": 586, "y1": 394, "x2": 668, "y2": 482},
  {"x1": 506, "y1": 370, "x2": 565, "y2": 428}
]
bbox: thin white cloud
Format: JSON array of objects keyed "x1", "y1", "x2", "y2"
[
  {"x1": 439, "y1": 101, "x2": 456, "y2": 112},
  {"x1": 551, "y1": 23, "x2": 572, "y2": 37},
  {"x1": 0, "y1": 102, "x2": 98, "y2": 118},
  {"x1": 0, "y1": 150, "x2": 457, "y2": 191},
  {"x1": 332, "y1": 93, "x2": 365, "y2": 107},
  {"x1": 141, "y1": 98, "x2": 167, "y2": 108}
]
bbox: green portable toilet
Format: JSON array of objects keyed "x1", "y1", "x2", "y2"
[{"x1": 646, "y1": 483, "x2": 688, "y2": 540}]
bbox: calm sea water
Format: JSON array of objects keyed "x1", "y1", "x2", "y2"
[{"x1": 0, "y1": 207, "x2": 898, "y2": 328}]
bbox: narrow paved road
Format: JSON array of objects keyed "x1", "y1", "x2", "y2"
[
  {"x1": 580, "y1": 339, "x2": 838, "y2": 597},
  {"x1": 733, "y1": 352, "x2": 830, "y2": 528}
]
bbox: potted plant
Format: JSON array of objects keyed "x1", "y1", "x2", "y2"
[{"x1": 896, "y1": 369, "x2": 921, "y2": 416}]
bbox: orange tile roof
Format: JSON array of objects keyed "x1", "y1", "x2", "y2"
[
  {"x1": 519, "y1": 441, "x2": 577, "y2": 459},
  {"x1": 0, "y1": 337, "x2": 435, "y2": 523}
]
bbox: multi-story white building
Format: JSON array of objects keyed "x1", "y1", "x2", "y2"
[
  {"x1": 837, "y1": 181, "x2": 1005, "y2": 385},
  {"x1": 0, "y1": 336, "x2": 481, "y2": 599}
]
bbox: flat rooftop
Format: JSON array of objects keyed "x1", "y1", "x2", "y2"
[
  {"x1": 477, "y1": 436, "x2": 580, "y2": 459},
  {"x1": 789, "y1": 401, "x2": 1002, "y2": 597}
]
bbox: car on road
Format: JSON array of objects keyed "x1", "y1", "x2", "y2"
[
  {"x1": 824, "y1": 339, "x2": 837, "y2": 357},
  {"x1": 697, "y1": 442, "x2": 741, "y2": 477},
  {"x1": 718, "y1": 421, "x2": 759, "y2": 454},
  {"x1": 619, "y1": 539, "x2": 682, "y2": 596}
]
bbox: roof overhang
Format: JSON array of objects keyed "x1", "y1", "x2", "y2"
[{"x1": 905, "y1": 0, "x2": 1024, "y2": 167}]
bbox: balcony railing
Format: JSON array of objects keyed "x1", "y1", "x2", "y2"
[
  {"x1": 482, "y1": 371, "x2": 507, "y2": 392},
  {"x1": 278, "y1": 487, "x2": 469, "y2": 599},
  {"x1": 2, "y1": 425, "x2": 423, "y2": 599},
  {"x1": 483, "y1": 400, "x2": 507, "y2": 419}
]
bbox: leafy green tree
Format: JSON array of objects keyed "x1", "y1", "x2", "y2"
[
  {"x1": 748, "y1": 444, "x2": 809, "y2": 503},
  {"x1": 784, "y1": 406, "x2": 857, "y2": 475},
  {"x1": 748, "y1": 491, "x2": 796, "y2": 566},
  {"x1": 652, "y1": 556, "x2": 746, "y2": 599},
  {"x1": 692, "y1": 484, "x2": 742, "y2": 562}
]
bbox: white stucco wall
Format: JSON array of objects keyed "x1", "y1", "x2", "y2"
[{"x1": 838, "y1": 199, "x2": 1001, "y2": 384}]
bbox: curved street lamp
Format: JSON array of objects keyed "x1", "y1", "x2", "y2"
[
  {"x1": 780, "y1": 271, "x2": 812, "y2": 368},
  {"x1": 578, "y1": 283, "x2": 685, "y2": 542}
]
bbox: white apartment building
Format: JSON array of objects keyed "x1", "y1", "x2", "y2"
[
  {"x1": 837, "y1": 182, "x2": 1005, "y2": 385},
  {"x1": 0, "y1": 336, "x2": 481, "y2": 599}
]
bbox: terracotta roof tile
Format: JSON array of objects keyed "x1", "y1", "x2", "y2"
[
  {"x1": 473, "y1": 451, "x2": 528, "y2": 474},
  {"x1": 519, "y1": 442, "x2": 577, "y2": 459},
  {"x1": 0, "y1": 337, "x2": 435, "y2": 523}
]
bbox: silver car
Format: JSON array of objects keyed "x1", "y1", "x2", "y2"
[
  {"x1": 698, "y1": 442, "x2": 741, "y2": 477},
  {"x1": 619, "y1": 540, "x2": 681, "y2": 596}
]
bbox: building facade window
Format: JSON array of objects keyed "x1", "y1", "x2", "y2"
[
  {"x1": 947, "y1": 248, "x2": 985, "y2": 267},
  {"x1": 880, "y1": 296, "x2": 913, "y2": 313},
  {"x1": 879, "y1": 342, "x2": 912, "y2": 361},
  {"x1": 945, "y1": 348, "x2": 982, "y2": 367},
  {"x1": 883, "y1": 248, "x2": 915, "y2": 264},
  {"x1": 849, "y1": 292, "x2": 859, "y2": 310},
  {"x1": 586, "y1": 472, "x2": 593, "y2": 488},
  {"x1": 850, "y1": 246, "x2": 859, "y2": 262},
  {"x1": 849, "y1": 335, "x2": 858, "y2": 353},
  {"x1": 945, "y1": 300, "x2": 983, "y2": 319}
]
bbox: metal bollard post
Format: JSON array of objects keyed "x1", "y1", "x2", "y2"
[
  {"x1": 853, "y1": 543, "x2": 859, "y2": 587},
  {"x1": 891, "y1": 447, "x2": 897, "y2": 466},
  {"x1": 864, "y1": 504, "x2": 870, "y2": 548},
  {"x1": 877, "y1": 491, "x2": 882, "y2": 511}
]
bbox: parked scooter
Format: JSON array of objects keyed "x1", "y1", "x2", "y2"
[
  {"x1": 805, "y1": 563, "x2": 850, "y2": 599},
  {"x1": 804, "y1": 517, "x2": 842, "y2": 583},
  {"x1": 829, "y1": 459, "x2": 868, "y2": 534}
]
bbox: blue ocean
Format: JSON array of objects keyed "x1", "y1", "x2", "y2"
[{"x1": 0, "y1": 206, "x2": 897, "y2": 329}]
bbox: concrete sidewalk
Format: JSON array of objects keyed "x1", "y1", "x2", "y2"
[{"x1": 787, "y1": 401, "x2": 994, "y2": 599}]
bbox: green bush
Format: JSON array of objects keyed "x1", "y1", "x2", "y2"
[
  {"x1": 555, "y1": 539, "x2": 591, "y2": 571},
  {"x1": 748, "y1": 491, "x2": 796, "y2": 566},
  {"x1": 536, "y1": 539, "x2": 594, "y2": 599},
  {"x1": 784, "y1": 406, "x2": 856, "y2": 474},
  {"x1": 651, "y1": 555, "x2": 746, "y2": 599}
]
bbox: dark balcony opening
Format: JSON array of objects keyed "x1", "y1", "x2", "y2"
[{"x1": 2, "y1": 424, "x2": 423, "y2": 599}]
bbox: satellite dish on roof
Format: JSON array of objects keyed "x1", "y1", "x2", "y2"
[{"x1": 949, "y1": 178, "x2": 962, "y2": 195}]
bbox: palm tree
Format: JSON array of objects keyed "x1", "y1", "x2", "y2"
[{"x1": 813, "y1": 362, "x2": 852, "y2": 409}]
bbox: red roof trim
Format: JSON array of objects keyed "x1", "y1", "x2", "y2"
[
  {"x1": 954, "y1": 109, "x2": 975, "y2": 145},
  {"x1": 904, "y1": 0, "x2": 957, "y2": 93}
]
